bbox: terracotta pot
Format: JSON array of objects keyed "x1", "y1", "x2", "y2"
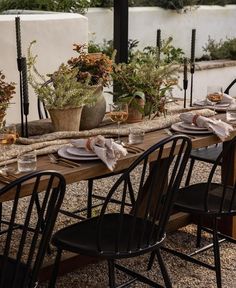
[
  {"x1": 48, "y1": 107, "x2": 83, "y2": 131},
  {"x1": 126, "y1": 98, "x2": 145, "y2": 123},
  {"x1": 80, "y1": 86, "x2": 106, "y2": 130}
]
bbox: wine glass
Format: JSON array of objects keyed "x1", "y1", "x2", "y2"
[
  {"x1": 0, "y1": 124, "x2": 17, "y2": 172},
  {"x1": 206, "y1": 86, "x2": 223, "y2": 113},
  {"x1": 108, "y1": 102, "x2": 128, "y2": 144}
]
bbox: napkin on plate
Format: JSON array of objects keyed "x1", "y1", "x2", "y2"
[
  {"x1": 194, "y1": 93, "x2": 235, "y2": 106},
  {"x1": 71, "y1": 135, "x2": 128, "y2": 171},
  {"x1": 180, "y1": 112, "x2": 233, "y2": 141}
]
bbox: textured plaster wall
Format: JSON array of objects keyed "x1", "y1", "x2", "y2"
[{"x1": 0, "y1": 13, "x2": 88, "y2": 123}]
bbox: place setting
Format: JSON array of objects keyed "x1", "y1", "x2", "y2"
[
  {"x1": 170, "y1": 111, "x2": 234, "y2": 141},
  {"x1": 193, "y1": 85, "x2": 236, "y2": 112}
]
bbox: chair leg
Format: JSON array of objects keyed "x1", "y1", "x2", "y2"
[
  {"x1": 48, "y1": 249, "x2": 62, "y2": 288},
  {"x1": 87, "y1": 179, "x2": 93, "y2": 218},
  {"x1": 196, "y1": 216, "x2": 202, "y2": 248},
  {"x1": 156, "y1": 249, "x2": 172, "y2": 288},
  {"x1": 108, "y1": 259, "x2": 116, "y2": 288},
  {"x1": 185, "y1": 158, "x2": 195, "y2": 186},
  {"x1": 212, "y1": 218, "x2": 222, "y2": 288},
  {"x1": 147, "y1": 251, "x2": 155, "y2": 270}
]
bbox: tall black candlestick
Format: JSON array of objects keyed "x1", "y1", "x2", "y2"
[
  {"x1": 15, "y1": 16, "x2": 25, "y2": 136},
  {"x1": 156, "y1": 29, "x2": 161, "y2": 61},
  {"x1": 21, "y1": 57, "x2": 29, "y2": 137},
  {"x1": 190, "y1": 29, "x2": 196, "y2": 107},
  {"x1": 183, "y1": 58, "x2": 188, "y2": 108},
  {"x1": 21, "y1": 57, "x2": 29, "y2": 112}
]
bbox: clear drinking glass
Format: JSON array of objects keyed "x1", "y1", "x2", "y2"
[
  {"x1": 17, "y1": 151, "x2": 37, "y2": 172},
  {"x1": 0, "y1": 124, "x2": 17, "y2": 172},
  {"x1": 108, "y1": 102, "x2": 128, "y2": 143},
  {"x1": 206, "y1": 86, "x2": 223, "y2": 113}
]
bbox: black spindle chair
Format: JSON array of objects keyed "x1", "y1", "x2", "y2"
[
  {"x1": 0, "y1": 170, "x2": 66, "y2": 288},
  {"x1": 185, "y1": 78, "x2": 236, "y2": 186},
  {"x1": 158, "y1": 136, "x2": 236, "y2": 288},
  {"x1": 49, "y1": 135, "x2": 192, "y2": 288}
]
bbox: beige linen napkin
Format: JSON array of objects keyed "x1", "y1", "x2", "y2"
[
  {"x1": 71, "y1": 135, "x2": 128, "y2": 171},
  {"x1": 194, "y1": 93, "x2": 235, "y2": 106},
  {"x1": 180, "y1": 112, "x2": 233, "y2": 141}
]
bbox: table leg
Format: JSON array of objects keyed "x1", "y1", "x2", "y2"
[{"x1": 219, "y1": 140, "x2": 236, "y2": 238}]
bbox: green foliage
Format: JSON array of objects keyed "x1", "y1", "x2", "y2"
[
  {"x1": 202, "y1": 36, "x2": 236, "y2": 60},
  {"x1": 144, "y1": 37, "x2": 185, "y2": 64},
  {"x1": 0, "y1": 0, "x2": 94, "y2": 13},
  {"x1": 112, "y1": 50, "x2": 180, "y2": 118},
  {"x1": 27, "y1": 41, "x2": 98, "y2": 110},
  {"x1": 88, "y1": 39, "x2": 139, "y2": 60},
  {"x1": 1, "y1": 0, "x2": 235, "y2": 13}
]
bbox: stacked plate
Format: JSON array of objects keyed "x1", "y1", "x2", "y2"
[
  {"x1": 171, "y1": 122, "x2": 212, "y2": 135},
  {"x1": 193, "y1": 100, "x2": 229, "y2": 111},
  {"x1": 58, "y1": 147, "x2": 99, "y2": 161}
]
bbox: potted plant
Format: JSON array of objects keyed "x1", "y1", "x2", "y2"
[
  {"x1": 68, "y1": 44, "x2": 113, "y2": 130},
  {"x1": 27, "y1": 41, "x2": 98, "y2": 131},
  {"x1": 112, "y1": 48, "x2": 180, "y2": 122},
  {"x1": 0, "y1": 71, "x2": 16, "y2": 128}
]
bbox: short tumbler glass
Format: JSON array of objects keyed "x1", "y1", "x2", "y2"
[
  {"x1": 128, "y1": 128, "x2": 145, "y2": 144},
  {"x1": 226, "y1": 105, "x2": 236, "y2": 122},
  {"x1": 17, "y1": 151, "x2": 37, "y2": 172}
]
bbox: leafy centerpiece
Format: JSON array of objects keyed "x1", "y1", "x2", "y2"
[
  {"x1": 112, "y1": 43, "x2": 180, "y2": 122},
  {"x1": 27, "y1": 41, "x2": 102, "y2": 131},
  {"x1": 67, "y1": 44, "x2": 113, "y2": 130},
  {"x1": 0, "y1": 71, "x2": 16, "y2": 128}
]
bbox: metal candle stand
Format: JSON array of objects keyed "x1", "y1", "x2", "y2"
[
  {"x1": 183, "y1": 58, "x2": 188, "y2": 108},
  {"x1": 15, "y1": 16, "x2": 29, "y2": 137},
  {"x1": 190, "y1": 29, "x2": 196, "y2": 107}
]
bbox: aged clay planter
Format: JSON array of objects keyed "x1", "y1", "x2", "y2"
[
  {"x1": 126, "y1": 98, "x2": 145, "y2": 123},
  {"x1": 80, "y1": 86, "x2": 106, "y2": 130},
  {"x1": 49, "y1": 106, "x2": 83, "y2": 131}
]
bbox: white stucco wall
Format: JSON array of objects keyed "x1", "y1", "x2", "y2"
[
  {"x1": 0, "y1": 13, "x2": 88, "y2": 124},
  {"x1": 173, "y1": 65, "x2": 236, "y2": 101},
  {"x1": 86, "y1": 6, "x2": 236, "y2": 58}
]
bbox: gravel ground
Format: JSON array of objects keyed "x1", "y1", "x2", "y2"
[{"x1": 39, "y1": 161, "x2": 236, "y2": 288}]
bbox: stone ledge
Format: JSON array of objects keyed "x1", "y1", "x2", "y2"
[{"x1": 195, "y1": 60, "x2": 236, "y2": 71}]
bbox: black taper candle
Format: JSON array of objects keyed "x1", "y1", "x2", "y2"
[
  {"x1": 191, "y1": 29, "x2": 196, "y2": 65},
  {"x1": 15, "y1": 16, "x2": 23, "y2": 72},
  {"x1": 156, "y1": 29, "x2": 161, "y2": 61},
  {"x1": 21, "y1": 57, "x2": 29, "y2": 115}
]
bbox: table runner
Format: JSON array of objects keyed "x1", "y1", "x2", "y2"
[{"x1": 0, "y1": 108, "x2": 215, "y2": 166}]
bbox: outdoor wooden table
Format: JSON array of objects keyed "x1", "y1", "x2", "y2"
[{"x1": 1, "y1": 117, "x2": 236, "y2": 281}]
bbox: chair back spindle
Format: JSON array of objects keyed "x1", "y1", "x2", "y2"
[
  {"x1": 0, "y1": 171, "x2": 66, "y2": 288},
  {"x1": 96, "y1": 135, "x2": 192, "y2": 257}
]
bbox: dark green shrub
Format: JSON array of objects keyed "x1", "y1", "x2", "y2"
[{"x1": 203, "y1": 37, "x2": 236, "y2": 60}]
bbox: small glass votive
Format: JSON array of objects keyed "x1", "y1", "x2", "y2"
[
  {"x1": 128, "y1": 128, "x2": 145, "y2": 144},
  {"x1": 17, "y1": 151, "x2": 37, "y2": 172},
  {"x1": 226, "y1": 105, "x2": 236, "y2": 122}
]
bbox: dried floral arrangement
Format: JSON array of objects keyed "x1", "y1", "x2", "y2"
[
  {"x1": 68, "y1": 44, "x2": 113, "y2": 87},
  {"x1": 27, "y1": 41, "x2": 99, "y2": 110},
  {"x1": 0, "y1": 71, "x2": 16, "y2": 124}
]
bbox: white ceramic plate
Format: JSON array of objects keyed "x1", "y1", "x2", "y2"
[
  {"x1": 193, "y1": 100, "x2": 230, "y2": 111},
  {"x1": 67, "y1": 147, "x2": 96, "y2": 157},
  {"x1": 179, "y1": 122, "x2": 208, "y2": 131},
  {"x1": 171, "y1": 122, "x2": 213, "y2": 135},
  {"x1": 58, "y1": 147, "x2": 99, "y2": 161}
]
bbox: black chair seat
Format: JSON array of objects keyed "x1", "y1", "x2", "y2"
[
  {"x1": 176, "y1": 183, "x2": 236, "y2": 215},
  {"x1": 190, "y1": 144, "x2": 222, "y2": 164},
  {"x1": 52, "y1": 213, "x2": 160, "y2": 259}
]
